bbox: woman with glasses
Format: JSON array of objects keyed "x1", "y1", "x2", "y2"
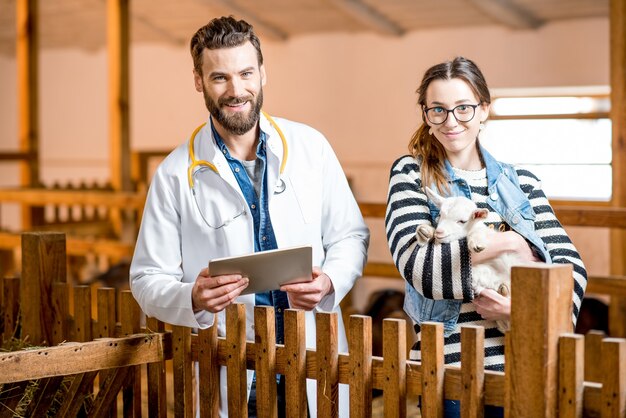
[{"x1": 385, "y1": 57, "x2": 587, "y2": 417}]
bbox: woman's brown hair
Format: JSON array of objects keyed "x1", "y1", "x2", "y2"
[{"x1": 409, "y1": 57, "x2": 491, "y2": 193}]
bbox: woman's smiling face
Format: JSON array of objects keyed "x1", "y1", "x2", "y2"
[{"x1": 424, "y1": 78, "x2": 490, "y2": 167}]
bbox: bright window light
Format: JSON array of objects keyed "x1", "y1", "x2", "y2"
[{"x1": 482, "y1": 92, "x2": 611, "y2": 201}]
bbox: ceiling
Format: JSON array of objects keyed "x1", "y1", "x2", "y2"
[{"x1": 0, "y1": 0, "x2": 610, "y2": 56}]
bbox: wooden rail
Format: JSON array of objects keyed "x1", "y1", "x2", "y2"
[
  {"x1": 0, "y1": 187, "x2": 144, "y2": 209},
  {"x1": 358, "y1": 202, "x2": 626, "y2": 228}
]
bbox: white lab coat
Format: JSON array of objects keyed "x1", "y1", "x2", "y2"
[{"x1": 130, "y1": 113, "x2": 369, "y2": 417}]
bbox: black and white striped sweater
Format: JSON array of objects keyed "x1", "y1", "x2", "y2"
[{"x1": 385, "y1": 155, "x2": 588, "y2": 371}]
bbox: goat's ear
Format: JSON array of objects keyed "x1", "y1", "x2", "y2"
[
  {"x1": 472, "y1": 208, "x2": 489, "y2": 219},
  {"x1": 424, "y1": 186, "x2": 445, "y2": 208}
]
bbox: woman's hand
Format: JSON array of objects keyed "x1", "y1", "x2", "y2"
[
  {"x1": 471, "y1": 231, "x2": 540, "y2": 265},
  {"x1": 472, "y1": 288, "x2": 510, "y2": 321}
]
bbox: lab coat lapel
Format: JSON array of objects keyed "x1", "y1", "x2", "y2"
[
  {"x1": 260, "y1": 113, "x2": 283, "y2": 203},
  {"x1": 194, "y1": 121, "x2": 246, "y2": 201}
]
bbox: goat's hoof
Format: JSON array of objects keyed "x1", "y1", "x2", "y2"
[
  {"x1": 469, "y1": 241, "x2": 485, "y2": 253},
  {"x1": 498, "y1": 284, "x2": 511, "y2": 297},
  {"x1": 416, "y1": 225, "x2": 434, "y2": 246}
]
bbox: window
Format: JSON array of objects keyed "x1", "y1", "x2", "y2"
[{"x1": 481, "y1": 88, "x2": 611, "y2": 201}]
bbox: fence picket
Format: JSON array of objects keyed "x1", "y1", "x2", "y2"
[
  {"x1": 316, "y1": 312, "x2": 338, "y2": 418},
  {"x1": 52, "y1": 281, "x2": 69, "y2": 344},
  {"x1": 226, "y1": 303, "x2": 248, "y2": 417},
  {"x1": 348, "y1": 315, "x2": 372, "y2": 418},
  {"x1": 74, "y1": 285, "x2": 92, "y2": 342},
  {"x1": 558, "y1": 333, "x2": 584, "y2": 418},
  {"x1": 254, "y1": 306, "x2": 278, "y2": 418},
  {"x1": 421, "y1": 322, "x2": 444, "y2": 418},
  {"x1": 382, "y1": 318, "x2": 406, "y2": 418},
  {"x1": 585, "y1": 330, "x2": 606, "y2": 383},
  {"x1": 173, "y1": 325, "x2": 193, "y2": 418},
  {"x1": 285, "y1": 309, "x2": 307, "y2": 418},
  {"x1": 600, "y1": 338, "x2": 626, "y2": 418},
  {"x1": 199, "y1": 323, "x2": 219, "y2": 418},
  {"x1": 21, "y1": 232, "x2": 66, "y2": 345},
  {"x1": 461, "y1": 326, "x2": 484, "y2": 418},
  {"x1": 2, "y1": 277, "x2": 20, "y2": 341},
  {"x1": 121, "y1": 290, "x2": 142, "y2": 418},
  {"x1": 146, "y1": 317, "x2": 167, "y2": 418}
]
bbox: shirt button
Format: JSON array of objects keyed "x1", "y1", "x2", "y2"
[
  {"x1": 490, "y1": 192, "x2": 499, "y2": 201},
  {"x1": 222, "y1": 149, "x2": 227, "y2": 154},
  {"x1": 235, "y1": 167, "x2": 240, "y2": 173},
  {"x1": 277, "y1": 308, "x2": 282, "y2": 313},
  {"x1": 512, "y1": 215, "x2": 520, "y2": 224},
  {"x1": 262, "y1": 236, "x2": 267, "y2": 241},
  {"x1": 251, "y1": 204, "x2": 256, "y2": 210}
]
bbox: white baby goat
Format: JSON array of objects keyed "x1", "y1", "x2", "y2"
[{"x1": 416, "y1": 186, "x2": 523, "y2": 332}]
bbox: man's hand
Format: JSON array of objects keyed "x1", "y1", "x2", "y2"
[
  {"x1": 472, "y1": 288, "x2": 510, "y2": 321},
  {"x1": 192, "y1": 267, "x2": 249, "y2": 313},
  {"x1": 280, "y1": 266, "x2": 333, "y2": 311}
]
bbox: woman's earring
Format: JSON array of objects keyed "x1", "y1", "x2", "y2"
[
  {"x1": 479, "y1": 122, "x2": 485, "y2": 131},
  {"x1": 429, "y1": 127, "x2": 434, "y2": 136}
]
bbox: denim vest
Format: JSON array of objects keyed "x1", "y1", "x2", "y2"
[{"x1": 404, "y1": 146, "x2": 552, "y2": 337}]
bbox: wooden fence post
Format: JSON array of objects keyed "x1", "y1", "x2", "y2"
[
  {"x1": 21, "y1": 232, "x2": 66, "y2": 345},
  {"x1": 285, "y1": 309, "x2": 307, "y2": 418},
  {"x1": 348, "y1": 315, "x2": 372, "y2": 418},
  {"x1": 506, "y1": 264, "x2": 574, "y2": 418},
  {"x1": 316, "y1": 312, "x2": 338, "y2": 418}
]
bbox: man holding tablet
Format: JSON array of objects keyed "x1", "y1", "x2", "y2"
[{"x1": 129, "y1": 16, "x2": 369, "y2": 417}]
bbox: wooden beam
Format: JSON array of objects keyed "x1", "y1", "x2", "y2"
[
  {"x1": 0, "y1": 187, "x2": 145, "y2": 208},
  {"x1": 358, "y1": 202, "x2": 626, "y2": 228},
  {"x1": 467, "y1": 0, "x2": 543, "y2": 29},
  {"x1": 0, "y1": 232, "x2": 134, "y2": 259},
  {"x1": 16, "y1": 0, "x2": 40, "y2": 229},
  {"x1": 213, "y1": 0, "x2": 288, "y2": 41},
  {"x1": 0, "y1": 333, "x2": 166, "y2": 384},
  {"x1": 610, "y1": 0, "x2": 626, "y2": 337},
  {"x1": 0, "y1": 151, "x2": 35, "y2": 161},
  {"x1": 329, "y1": 0, "x2": 404, "y2": 36},
  {"x1": 108, "y1": 0, "x2": 131, "y2": 193}
]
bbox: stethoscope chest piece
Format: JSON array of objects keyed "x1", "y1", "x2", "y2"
[{"x1": 274, "y1": 178, "x2": 286, "y2": 194}]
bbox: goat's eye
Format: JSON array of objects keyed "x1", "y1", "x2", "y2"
[{"x1": 457, "y1": 220, "x2": 467, "y2": 224}]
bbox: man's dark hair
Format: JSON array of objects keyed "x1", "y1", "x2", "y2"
[{"x1": 190, "y1": 16, "x2": 263, "y2": 75}]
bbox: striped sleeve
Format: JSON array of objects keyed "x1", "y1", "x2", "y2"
[
  {"x1": 385, "y1": 156, "x2": 473, "y2": 302},
  {"x1": 517, "y1": 168, "x2": 588, "y2": 323}
]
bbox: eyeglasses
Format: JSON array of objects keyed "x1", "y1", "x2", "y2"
[
  {"x1": 423, "y1": 103, "x2": 480, "y2": 125},
  {"x1": 191, "y1": 166, "x2": 247, "y2": 229}
]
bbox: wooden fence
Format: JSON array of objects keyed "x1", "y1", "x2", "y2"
[{"x1": 0, "y1": 232, "x2": 625, "y2": 417}]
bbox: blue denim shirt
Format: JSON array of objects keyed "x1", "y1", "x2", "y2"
[
  {"x1": 404, "y1": 145, "x2": 551, "y2": 337},
  {"x1": 211, "y1": 121, "x2": 290, "y2": 344}
]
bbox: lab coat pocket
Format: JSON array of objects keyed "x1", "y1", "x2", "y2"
[{"x1": 289, "y1": 176, "x2": 321, "y2": 224}]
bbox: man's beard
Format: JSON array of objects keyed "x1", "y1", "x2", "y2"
[{"x1": 203, "y1": 85, "x2": 263, "y2": 136}]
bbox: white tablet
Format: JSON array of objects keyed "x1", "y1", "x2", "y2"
[{"x1": 208, "y1": 245, "x2": 313, "y2": 295}]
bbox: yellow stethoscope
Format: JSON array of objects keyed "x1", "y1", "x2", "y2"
[
  {"x1": 187, "y1": 110, "x2": 288, "y2": 191},
  {"x1": 187, "y1": 111, "x2": 288, "y2": 229}
]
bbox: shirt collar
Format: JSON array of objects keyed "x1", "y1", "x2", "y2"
[
  {"x1": 443, "y1": 142, "x2": 503, "y2": 188},
  {"x1": 210, "y1": 116, "x2": 267, "y2": 161}
]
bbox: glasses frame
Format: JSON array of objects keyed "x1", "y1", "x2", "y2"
[{"x1": 423, "y1": 103, "x2": 481, "y2": 125}]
